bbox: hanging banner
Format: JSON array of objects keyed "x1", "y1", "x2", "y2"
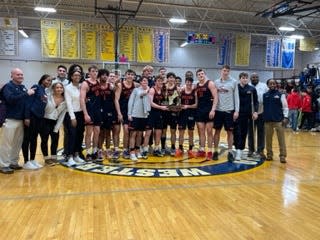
[
  {"x1": 137, "y1": 27, "x2": 153, "y2": 62},
  {"x1": 187, "y1": 32, "x2": 216, "y2": 45},
  {"x1": 0, "y1": 17, "x2": 18, "y2": 56},
  {"x1": 100, "y1": 25, "x2": 115, "y2": 61},
  {"x1": 217, "y1": 34, "x2": 232, "y2": 66},
  {"x1": 119, "y1": 26, "x2": 135, "y2": 61},
  {"x1": 266, "y1": 36, "x2": 282, "y2": 68},
  {"x1": 41, "y1": 19, "x2": 60, "y2": 58},
  {"x1": 81, "y1": 23, "x2": 97, "y2": 60},
  {"x1": 282, "y1": 38, "x2": 296, "y2": 69},
  {"x1": 299, "y1": 38, "x2": 316, "y2": 51},
  {"x1": 61, "y1": 20, "x2": 79, "y2": 59},
  {"x1": 235, "y1": 33, "x2": 251, "y2": 66},
  {"x1": 154, "y1": 28, "x2": 170, "y2": 63}
]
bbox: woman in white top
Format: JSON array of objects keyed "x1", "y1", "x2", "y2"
[
  {"x1": 40, "y1": 82, "x2": 67, "y2": 165},
  {"x1": 63, "y1": 70, "x2": 85, "y2": 166}
]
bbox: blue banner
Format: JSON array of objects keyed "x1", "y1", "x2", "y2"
[
  {"x1": 154, "y1": 28, "x2": 170, "y2": 63},
  {"x1": 281, "y1": 38, "x2": 296, "y2": 69},
  {"x1": 266, "y1": 36, "x2": 281, "y2": 68},
  {"x1": 217, "y1": 34, "x2": 231, "y2": 66}
]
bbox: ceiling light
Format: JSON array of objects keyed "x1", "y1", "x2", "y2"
[
  {"x1": 180, "y1": 42, "x2": 188, "y2": 47},
  {"x1": 289, "y1": 35, "x2": 304, "y2": 40},
  {"x1": 18, "y1": 29, "x2": 29, "y2": 38},
  {"x1": 169, "y1": 18, "x2": 187, "y2": 24},
  {"x1": 34, "y1": 7, "x2": 57, "y2": 13},
  {"x1": 315, "y1": 47, "x2": 319, "y2": 51},
  {"x1": 279, "y1": 26, "x2": 295, "y2": 32}
]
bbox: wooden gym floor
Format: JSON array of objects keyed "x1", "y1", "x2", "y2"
[{"x1": 0, "y1": 129, "x2": 320, "y2": 240}]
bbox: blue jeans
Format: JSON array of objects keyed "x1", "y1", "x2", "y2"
[
  {"x1": 288, "y1": 109, "x2": 298, "y2": 131},
  {"x1": 248, "y1": 113, "x2": 265, "y2": 153}
]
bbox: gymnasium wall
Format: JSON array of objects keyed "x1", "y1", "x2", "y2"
[{"x1": 0, "y1": 30, "x2": 307, "y2": 87}]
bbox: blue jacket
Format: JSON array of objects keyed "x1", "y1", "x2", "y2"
[
  {"x1": 3, "y1": 80, "x2": 29, "y2": 120},
  {"x1": 263, "y1": 89, "x2": 284, "y2": 122},
  {"x1": 25, "y1": 84, "x2": 48, "y2": 119}
]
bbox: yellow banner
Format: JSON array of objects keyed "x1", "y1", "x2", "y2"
[
  {"x1": 299, "y1": 38, "x2": 316, "y2": 51},
  {"x1": 137, "y1": 27, "x2": 153, "y2": 62},
  {"x1": 61, "y1": 20, "x2": 79, "y2": 59},
  {"x1": 41, "y1": 19, "x2": 60, "y2": 58},
  {"x1": 120, "y1": 26, "x2": 135, "y2": 61},
  {"x1": 100, "y1": 25, "x2": 115, "y2": 61},
  {"x1": 81, "y1": 23, "x2": 97, "y2": 60},
  {"x1": 235, "y1": 33, "x2": 251, "y2": 66}
]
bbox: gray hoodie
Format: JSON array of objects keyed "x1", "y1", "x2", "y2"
[{"x1": 128, "y1": 87, "x2": 151, "y2": 118}]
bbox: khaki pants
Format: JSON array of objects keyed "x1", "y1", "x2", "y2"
[
  {"x1": 0, "y1": 119, "x2": 24, "y2": 167},
  {"x1": 265, "y1": 121, "x2": 286, "y2": 159}
]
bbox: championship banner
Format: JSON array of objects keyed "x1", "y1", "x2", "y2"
[
  {"x1": 41, "y1": 19, "x2": 60, "y2": 58},
  {"x1": 154, "y1": 28, "x2": 170, "y2": 63},
  {"x1": 235, "y1": 33, "x2": 251, "y2": 66},
  {"x1": 0, "y1": 17, "x2": 18, "y2": 56},
  {"x1": 61, "y1": 20, "x2": 79, "y2": 59},
  {"x1": 282, "y1": 38, "x2": 296, "y2": 69},
  {"x1": 100, "y1": 25, "x2": 115, "y2": 61},
  {"x1": 137, "y1": 27, "x2": 153, "y2": 62},
  {"x1": 299, "y1": 38, "x2": 316, "y2": 51},
  {"x1": 119, "y1": 26, "x2": 135, "y2": 61},
  {"x1": 265, "y1": 36, "x2": 282, "y2": 68},
  {"x1": 81, "y1": 23, "x2": 97, "y2": 60},
  {"x1": 217, "y1": 34, "x2": 232, "y2": 66}
]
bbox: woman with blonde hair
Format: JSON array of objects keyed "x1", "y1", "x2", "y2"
[{"x1": 40, "y1": 82, "x2": 67, "y2": 165}]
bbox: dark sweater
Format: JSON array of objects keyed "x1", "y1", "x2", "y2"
[
  {"x1": 25, "y1": 84, "x2": 48, "y2": 119},
  {"x1": 238, "y1": 83, "x2": 258, "y2": 114},
  {"x1": 263, "y1": 89, "x2": 284, "y2": 122},
  {"x1": 3, "y1": 80, "x2": 29, "y2": 120}
]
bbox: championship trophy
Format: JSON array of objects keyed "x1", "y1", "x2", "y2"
[{"x1": 164, "y1": 88, "x2": 182, "y2": 112}]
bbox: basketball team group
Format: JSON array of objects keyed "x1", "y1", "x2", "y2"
[{"x1": 0, "y1": 64, "x2": 289, "y2": 174}]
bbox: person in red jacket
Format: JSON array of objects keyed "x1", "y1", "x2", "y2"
[
  {"x1": 299, "y1": 89, "x2": 313, "y2": 130},
  {"x1": 287, "y1": 87, "x2": 301, "y2": 131}
]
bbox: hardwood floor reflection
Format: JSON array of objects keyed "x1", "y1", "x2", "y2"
[{"x1": 0, "y1": 130, "x2": 320, "y2": 239}]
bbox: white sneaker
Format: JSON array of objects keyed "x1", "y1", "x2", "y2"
[
  {"x1": 130, "y1": 153, "x2": 138, "y2": 161},
  {"x1": 23, "y1": 161, "x2": 38, "y2": 170},
  {"x1": 235, "y1": 149, "x2": 242, "y2": 161},
  {"x1": 74, "y1": 156, "x2": 85, "y2": 164},
  {"x1": 67, "y1": 157, "x2": 77, "y2": 167},
  {"x1": 136, "y1": 152, "x2": 143, "y2": 159},
  {"x1": 30, "y1": 160, "x2": 43, "y2": 169}
]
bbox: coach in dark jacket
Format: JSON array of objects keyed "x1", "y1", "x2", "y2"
[{"x1": 0, "y1": 68, "x2": 35, "y2": 174}]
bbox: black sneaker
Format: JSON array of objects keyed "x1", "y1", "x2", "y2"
[
  {"x1": 141, "y1": 151, "x2": 148, "y2": 159},
  {"x1": 259, "y1": 152, "x2": 266, "y2": 160},
  {"x1": 92, "y1": 152, "x2": 98, "y2": 160},
  {"x1": 266, "y1": 155, "x2": 273, "y2": 161},
  {"x1": 9, "y1": 164, "x2": 22, "y2": 170},
  {"x1": 280, "y1": 157, "x2": 287, "y2": 163},
  {"x1": 212, "y1": 151, "x2": 219, "y2": 160},
  {"x1": 154, "y1": 150, "x2": 164, "y2": 157},
  {"x1": 0, "y1": 167, "x2": 14, "y2": 174},
  {"x1": 227, "y1": 152, "x2": 234, "y2": 162},
  {"x1": 85, "y1": 154, "x2": 92, "y2": 162}
]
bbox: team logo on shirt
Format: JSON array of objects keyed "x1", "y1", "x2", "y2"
[
  {"x1": 58, "y1": 143, "x2": 264, "y2": 178},
  {"x1": 217, "y1": 86, "x2": 229, "y2": 93}
]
